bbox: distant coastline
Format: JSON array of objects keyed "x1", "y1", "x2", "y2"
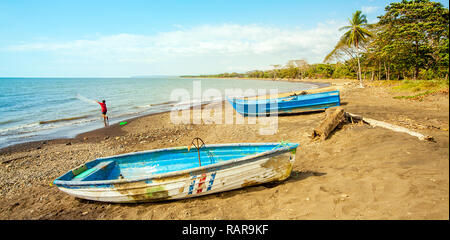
[{"x1": 179, "y1": 75, "x2": 339, "y2": 88}]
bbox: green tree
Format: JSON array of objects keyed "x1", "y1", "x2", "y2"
[
  {"x1": 325, "y1": 10, "x2": 374, "y2": 87},
  {"x1": 377, "y1": 0, "x2": 449, "y2": 80}
]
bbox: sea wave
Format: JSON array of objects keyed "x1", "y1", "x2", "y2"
[
  {"x1": 0, "y1": 118, "x2": 21, "y2": 126},
  {"x1": 135, "y1": 100, "x2": 178, "y2": 109},
  {"x1": 0, "y1": 116, "x2": 97, "y2": 137},
  {"x1": 149, "y1": 100, "x2": 178, "y2": 107},
  {"x1": 39, "y1": 115, "x2": 90, "y2": 125},
  {"x1": 0, "y1": 122, "x2": 40, "y2": 136}
]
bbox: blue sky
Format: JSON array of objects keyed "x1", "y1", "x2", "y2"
[{"x1": 1, "y1": 0, "x2": 448, "y2": 77}]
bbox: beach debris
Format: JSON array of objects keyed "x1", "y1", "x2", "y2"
[
  {"x1": 345, "y1": 112, "x2": 434, "y2": 141},
  {"x1": 1, "y1": 155, "x2": 30, "y2": 164},
  {"x1": 312, "y1": 107, "x2": 346, "y2": 141},
  {"x1": 119, "y1": 121, "x2": 127, "y2": 126},
  {"x1": 288, "y1": 91, "x2": 308, "y2": 97},
  {"x1": 312, "y1": 107, "x2": 433, "y2": 142},
  {"x1": 340, "y1": 193, "x2": 349, "y2": 198}
]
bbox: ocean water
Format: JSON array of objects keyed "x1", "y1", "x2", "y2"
[{"x1": 0, "y1": 77, "x2": 317, "y2": 149}]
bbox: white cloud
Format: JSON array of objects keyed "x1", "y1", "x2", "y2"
[
  {"x1": 6, "y1": 23, "x2": 344, "y2": 75},
  {"x1": 361, "y1": 6, "x2": 380, "y2": 14}
]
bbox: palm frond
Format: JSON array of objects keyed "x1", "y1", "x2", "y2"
[
  {"x1": 324, "y1": 38, "x2": 348, "y2": 62},
  {"x1": 339, "y1": 25, "x2": 352, "y2": 31},
  {"x1": 324, "y1": 10, "x2": 374, "y2": 62}
]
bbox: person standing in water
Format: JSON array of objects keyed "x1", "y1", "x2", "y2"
[{"x1": 96, "y1": 100, "x2": 109, "y2": 127}]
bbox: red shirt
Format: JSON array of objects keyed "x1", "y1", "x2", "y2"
[{"x1": 98, "y1": 102, "x2": 107, "y2": 112}]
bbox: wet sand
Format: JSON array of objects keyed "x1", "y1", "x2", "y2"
[{"x1": 0, "y1": 79, "x2": 448, "y2": 220}]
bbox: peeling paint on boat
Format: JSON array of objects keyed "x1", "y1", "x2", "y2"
[{"x1": 54, "y1": 142, "x2": 299, "y2": 203}]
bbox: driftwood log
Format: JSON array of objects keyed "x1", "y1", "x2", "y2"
[
  {"x1": 311, "y1": 107, "x2": 346, "y2": 140},
  {"x1": 312, "y1": 107, "x2": 433, "y2": 141},
  {"x1": 345, "y1": 112, "x2": 433, "y2": 141},
  {"x1": 1, "y1": 155, "x2": 30, "y2": 164}
]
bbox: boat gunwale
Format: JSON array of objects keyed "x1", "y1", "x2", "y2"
[
  {"x1": 53, "y1": 142, "x2": 299, "y2": 187},
  {"x1": 235, "y1": 106, "x2": 338, "y2": 116},
  {"x1": 228, "y1": 90, "x2": 340, "y2": 103}
]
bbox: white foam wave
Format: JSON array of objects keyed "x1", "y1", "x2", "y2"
[{"x1": 0, "y1": 117, "x2": 98, "y2": 137}]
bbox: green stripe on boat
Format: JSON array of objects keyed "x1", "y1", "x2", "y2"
[{"x1": 73, "y1": 168, "x2": 97, "y2": 179}]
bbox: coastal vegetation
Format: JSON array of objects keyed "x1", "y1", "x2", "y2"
[
  {"x1": 183, "y1": 0, "x2": 449, "y2": 87},
  {"x1": 372, "y1": 78, "x2": 449, "y2": 100},
  {"x1": 324, "y1": 10, "x2": 373, "y2": 87}
]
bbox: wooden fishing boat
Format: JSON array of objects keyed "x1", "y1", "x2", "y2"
[
  {"x1": 228, "y1": 90, "x2": 341, "y2": 116},
  {"x1": 53, "y1": 139, "x2": 299, "y2": 203}
]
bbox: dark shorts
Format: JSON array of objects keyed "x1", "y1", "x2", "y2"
[{"x1": 102, "y1": 110, "x2": 107, "y2": 115}]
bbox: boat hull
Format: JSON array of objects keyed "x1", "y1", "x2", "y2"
[
  {"x1": 55, "y1": 143, "x2": 298, "y2": 203},
  {"x1": 229, "y1": 90, "x2": 341, "y2": 116}
]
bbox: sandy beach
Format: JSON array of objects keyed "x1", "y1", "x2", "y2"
[{"x1": 0, "y1": 79, "x2": 448, "y2": 220}]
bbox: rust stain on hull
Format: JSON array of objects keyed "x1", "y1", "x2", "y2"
[
  {"x1": 240, "y1": 152, "x2": 295, "y2": 189},
  {"x1": 260, "y1": 153, "x2": 294, "y2": 181},
  {"x1": 113, "y1": 181, "x2": 170, "y2": 203},
  {"x1": 241, "y1": 180, "x2": 264, "y2": 188}
]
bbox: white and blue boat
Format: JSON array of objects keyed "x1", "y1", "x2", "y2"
[
  {"x1": 53, "y1": 140, "x2": 299, "y2": 203},
  {"x1": 228, "y1": 90, "x2": 341, "y2": 116}
]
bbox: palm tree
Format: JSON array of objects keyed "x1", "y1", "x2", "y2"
[{"x1": 324, "y1": 10, "x2": 373, "y2": 87}]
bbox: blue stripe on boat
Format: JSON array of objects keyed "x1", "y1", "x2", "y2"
[
  {"x1": 188, "y1": 179, "x2": 196, "y2": 195},
  {"x1": 207, "y1": 172, "x2": 216, "y2": 191}
]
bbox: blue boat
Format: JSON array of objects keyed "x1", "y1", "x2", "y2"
[
  {"x1": 53, "y1": 140, "x2": 299, "y2": 203},
  {"x1": 228, "y1": 90, "x2": 341, "y2": 116}
]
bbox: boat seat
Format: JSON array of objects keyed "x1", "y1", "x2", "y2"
[{"x1": 73, "y1": 161, "x2": 116, "y2": 181}]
